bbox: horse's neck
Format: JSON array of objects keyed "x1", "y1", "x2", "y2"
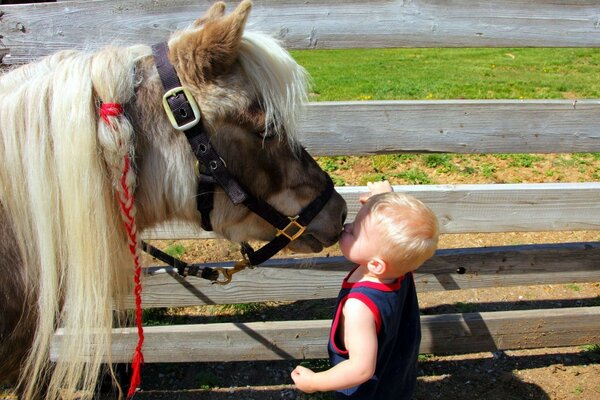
[{"x1": 128, "y1": 55, "x2": 200, "y2": 230}]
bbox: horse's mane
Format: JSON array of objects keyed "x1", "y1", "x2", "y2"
[
  {"x1": 0, "y1": 29, "x2": 309, "y2": 398},
  {"x1": 0, "y1": 45, "x2": 142, "y2": 399},
  {"x1": 238, "y1": 31, "x2": 309, "y2": 150}
]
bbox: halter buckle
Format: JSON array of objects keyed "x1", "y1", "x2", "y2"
[
  {"x1": 276, "y1": 216, "x2": 306, "y2": 241},
  {"x1": 162, "y1": 86, "x2": 201, "y2": 131}
]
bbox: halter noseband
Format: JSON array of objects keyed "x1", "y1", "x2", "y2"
[{"x1": 144, "y1": 42, "x2": 334, "y2": 284}]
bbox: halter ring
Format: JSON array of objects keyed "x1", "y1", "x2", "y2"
[{"x1": 276, "y1": 216, "x2": 306, "y2": 241}]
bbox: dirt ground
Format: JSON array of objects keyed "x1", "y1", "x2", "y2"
[{"x1": 127, "y1": 344, "x2": 600, "y2": 400}]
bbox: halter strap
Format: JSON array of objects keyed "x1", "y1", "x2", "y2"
[{"x1": 147, "y1": 41, "x2": 335, "y2": 283}]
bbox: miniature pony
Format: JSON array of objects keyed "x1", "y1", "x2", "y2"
[{"x1": 0, "y1": 1, "x2": 346, "y2": 398}]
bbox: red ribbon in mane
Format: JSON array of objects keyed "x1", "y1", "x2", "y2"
[
  {"x1": 99, "y1": 102, "x2": 144, "y2": 398},
  {"x1": 99, "y1": 102, "x2": 124, "y2": 125}
]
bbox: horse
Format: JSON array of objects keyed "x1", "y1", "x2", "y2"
[{"x1": 0, "y1": 1, "x2": 347, "y2": 398}]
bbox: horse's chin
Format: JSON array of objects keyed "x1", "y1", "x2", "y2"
[{"x1": 287, "y1": 234, "x2": 325, "y2": 253}]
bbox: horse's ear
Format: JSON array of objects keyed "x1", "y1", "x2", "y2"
[
  {"x1": 170, "y1": 0, "x2": 252, "y2": 82},
  {"x1": 192, "y1": 1, "x2": 226, "y2": 28}
]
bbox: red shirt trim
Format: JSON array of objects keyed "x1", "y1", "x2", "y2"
[
  {"x1": 348, "y1": 292, "x2": 382, "y2": 333},
  {"x1": 329, "y1": 293, "x2": 384, "y2": 355},
  {"x1": 330, "y1": 294, "x2": 349, "y2": 355},
  {"x1": 342, "y1": 269, "x2": 406, "y2": 292}
]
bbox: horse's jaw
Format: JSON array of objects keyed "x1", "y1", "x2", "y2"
[
  {"x1": 215, "y1": 215, "x2": 341, "y2": 254},
  {"x1": 287, "y1": 233, "x2": 331, "y2": 253}
]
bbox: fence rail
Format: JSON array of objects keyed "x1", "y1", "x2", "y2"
[
  {"x1": 2, "y1": 0, "x2": 600, "y2": 64},
  {"x1": 52, "y1": 306, "x2": 600, "y2": 362},
  {"x1": 128, "y1": 242, "x2": 600, "y2": 309},
  {"x1": 143, "y1": 183, "x2": 600, "y2": 240}
]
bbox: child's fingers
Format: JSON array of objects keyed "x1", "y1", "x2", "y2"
[
  {"x1": 368, "y1": 180, "x2": 393, "y2": 194},
  {"x1": 293, "y1": 365, "x2": 309, "y2": 374}
]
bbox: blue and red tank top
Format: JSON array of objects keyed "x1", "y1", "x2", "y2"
[{"x1": 327, "y1": 268, "x2": 421, "y2": 399}]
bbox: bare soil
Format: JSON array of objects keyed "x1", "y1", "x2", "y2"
[{"x1": 127, "y1": 154, "x2": 600, "y2": 400}]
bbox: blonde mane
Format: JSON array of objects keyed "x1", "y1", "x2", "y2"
[
  {"x1": 238, "y1": 31, "x2": 309, "y2": 148},
  {"x1": 0, "y1": 46, "x2": 142, "y2": 399}
]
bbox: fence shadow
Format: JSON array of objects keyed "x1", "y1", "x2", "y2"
[{"x1": 108, "y1": 348, "x2": 599, "y2": 400}]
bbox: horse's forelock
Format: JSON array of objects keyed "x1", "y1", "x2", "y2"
[{"x1": 238, "y1": 31, "x2": 309, "y2": 153}]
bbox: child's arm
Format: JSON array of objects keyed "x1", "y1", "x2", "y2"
[{"x1": 291, "y1": 298, "x2": 378, "y2": 393}]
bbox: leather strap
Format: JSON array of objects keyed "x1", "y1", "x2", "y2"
[
  {"x1": 152, "y1": 42, "x2": 198, "y2": 129},
  {"x1": 141, "y1": 241, "x2": 219, "y2": 281},
  {"x1": 148, "y1": 41, "x2": 335, "y2": 273},
  {"x1": 196, "y1": 173, "x2": 215, "y2": 231}
]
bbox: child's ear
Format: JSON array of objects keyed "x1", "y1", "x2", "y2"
[{"x1": 367, "y1": 257, "x2": 388, "y2": 276}]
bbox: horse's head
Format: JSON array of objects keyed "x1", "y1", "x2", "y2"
[{"x1": 133, "y1": 0, "x2": 347, "y2": 253}]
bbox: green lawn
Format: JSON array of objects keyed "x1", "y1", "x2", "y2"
[
  {"x1": 291, "y1": 48, "x2": 600, "y2": 187},
  {"x1": 291, "y1": 48, "x2": 600, "y2": 101}
]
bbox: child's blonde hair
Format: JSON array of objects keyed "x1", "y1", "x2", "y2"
[{"x1": 364, "y1": 192, "x2": 439, "y2": 272}]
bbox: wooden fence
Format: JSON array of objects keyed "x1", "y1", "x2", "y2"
[{"x1": 2, "y1": 0, "x2": 599, "y2": 363}]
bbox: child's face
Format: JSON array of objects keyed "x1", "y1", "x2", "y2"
[{"x1": 339, "y1": 205, "x2": 381, "y2": 266}]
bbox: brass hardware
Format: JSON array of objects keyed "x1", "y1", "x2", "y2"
[
  {"x1": 276, "y1": 216, "x2": 306, "y2": 241},
  {"x1": 212, "y1": 259, "x2": 251, "y2": 285},
  {"x1": 162, "y1": 86, "x2": 201, "y2": 131}
]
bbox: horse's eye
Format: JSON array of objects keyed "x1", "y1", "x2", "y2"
[{"x1": 254, "y1": 121, "x2": 278, "y2": 140}]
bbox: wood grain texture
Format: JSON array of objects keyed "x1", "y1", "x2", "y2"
[
  {"x1": 51, "y1": 306, "x2": 600, "y2": 362},
  {"x1": 131, "y1": 242, "x2": 600, "y2": 308},
  {"x1": 142, "y1": 182, "x2": 600, "y2": 240},
  {"x1": 299, "y1": 100, "x2": 600, "y2": 156},
  {"x1": 2, "y1": 0, "x2": 600, "y2": 63}
]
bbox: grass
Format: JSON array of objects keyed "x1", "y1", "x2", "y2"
[
  {"x1": 291, "y1": 48, "x2": 600, "y2": 101},
  {"x1": 581, "y1": 344, "x2": 600, "y2": 355},
  {"x1": 393, "y1": 168, "x2": 432, "y2": 184},
  {"x1": 453, "y1": 302, "x2": 478, "y2": 313},
  {"x1": 164, "y1": 242, "x2": 186, "y2": 258},
  {"x1": 566, "y1": 283, "x2": 582, "y2": 292},
  {"x1": 196, "y1": 371, "x2": 219, "y2": 389},
  {"x1": 292, "y1": 48, "x2": 600, "y2": 187}
]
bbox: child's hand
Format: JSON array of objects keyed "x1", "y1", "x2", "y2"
[
  {"x1": 359, "y1": 180, "x2": 393, "y2": 204},
  {"x1": 291, "y1": 365, "x2": 317, "y2": 393}
]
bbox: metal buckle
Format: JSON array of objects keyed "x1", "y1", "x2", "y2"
[
  {"x1": 213, "y1": 259, "x2": 251, "y2": 285},
  {"x1": 276, "y1": 216, "x2": 306, "y2": 241},
  {"x1": 162, "y1": 86, "x2": 201, "y2": 131}
]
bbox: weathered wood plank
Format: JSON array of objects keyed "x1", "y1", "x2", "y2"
[
  {"x1": 142, "y1": 182, "x2": 600, "y2": 240},
  {"x1": 51, "y1": 306, "x2": 600, "y2": 362},
  {"x1": 131, "y1": 242, "x2": 600, "y2": 308},
  {"x1": 422, "y1": 306, "x2": 600, "y2": 355},
  {"x1": 2, "y1": 0, "x2": 600, "y2": 64},
  {"x1": 299, "y1": 100, "x2": 600, "y2": 156}
]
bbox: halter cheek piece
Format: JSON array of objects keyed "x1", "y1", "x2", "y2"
[{"x1": 141, "y1": 42, "x2": 335, "y2": 284}]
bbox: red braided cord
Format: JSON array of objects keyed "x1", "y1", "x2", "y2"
[
  {"x1": 100, "y1": 102, "x2": 144, "y2": 397},
  {"x1": 118, "y1": 155, "x2": 145, "y2": 398},
  {"x1": 99, "y1": 103, "x2": 124, "y2": 126}
]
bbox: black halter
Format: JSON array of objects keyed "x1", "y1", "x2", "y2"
[{"x1": 143, "y1": 42, "x2": 334, "y2": 284}]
